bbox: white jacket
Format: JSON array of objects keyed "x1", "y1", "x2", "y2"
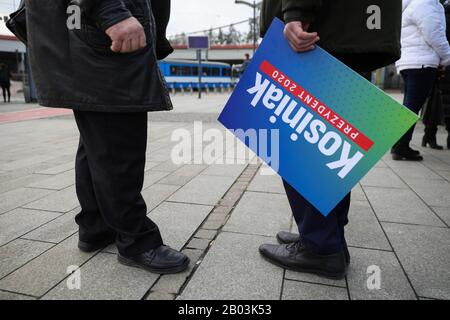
[{"x1": 396, "y1": 0, "x2": 450, "y2": 71}]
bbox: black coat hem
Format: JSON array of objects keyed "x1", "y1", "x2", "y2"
[{"x1": 37, "y1": 100, "x2": 173, "y2": 113}]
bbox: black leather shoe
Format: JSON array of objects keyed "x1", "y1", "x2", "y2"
[
  {"x1": 259, "y1": 242, "x2": 347, "y2": 279},
  {"x1": 118, "y1": 245, "x2": 190, "y2": 274},
  {"x1": 422, "y1": 135, "x2": 444, "y2": 150},
  {"x1": 78, "y1": 237, "x2": 115, "y2": 253},
  {"x1": 392, "y1": 144, "x2": 423, "y2": 161},
  {"x1": 276, "y1": 231, "x2": 350, "y2": 265}
]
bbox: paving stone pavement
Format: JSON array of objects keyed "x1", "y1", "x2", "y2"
[{"x1": 0, "y1": 93, "x2": 449, "y2": 300}]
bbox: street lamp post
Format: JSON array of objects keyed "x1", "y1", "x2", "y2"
[{"x1": 235, "y1": 0, "x2": 260, "y2": 55}]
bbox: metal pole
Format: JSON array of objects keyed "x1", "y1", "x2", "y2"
[
  {"x1": 253, "y1": 0, "x2": 256, "y2": 55},
  {"x1": 197, "y1": 49, "x2": 202, "y2": 99}
]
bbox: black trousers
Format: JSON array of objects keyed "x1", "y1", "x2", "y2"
[
  {"x1": 73, "y1": 111, "x2": 163, "y2": 257},
  {"x1": 283, "y1": 181, "x2": 350, "y2": 255}
]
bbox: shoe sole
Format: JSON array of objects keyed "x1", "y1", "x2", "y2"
[
  {"x1": 392, "y1": 154, "x2": 423, "y2": 161},
  {"x1": 117, "y1": 254, "x2": 190, "y2": 275},
  {"x1": 259, "y1": 250, "x2": 346, "y2": 280}
]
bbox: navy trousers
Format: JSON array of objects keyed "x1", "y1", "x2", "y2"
[
  {"x1": 283, "y1": 181, "x2": 350, "y2": 255},
  {"x1": 399, "y1": 68, "x2": 438, "y2": 145}
]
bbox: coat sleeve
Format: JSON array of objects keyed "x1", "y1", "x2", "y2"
[
  {"x1": 411, "y1": 0, "x2": 450, "y2": 66},
  {"x1": 70, "y1": 0, "x2": 132, "y2": 31},
  {"x1": 281, "y1": 0, "x2": 323, "y2": 23},
  {"x1": 150, "y1": 0, "x2": 174, "y2": 60}
]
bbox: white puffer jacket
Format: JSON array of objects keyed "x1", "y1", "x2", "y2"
[{"x1": 396, "y1": 0, "x2": 450, "y2": 71}]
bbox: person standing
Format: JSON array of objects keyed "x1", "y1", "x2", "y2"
[
  {"x1": 25, "y1": 0, "x2": 189, "y2": 274},
  {"x1": 258, "y1": 0, "x2": 402, "y2": 279},
  {"x1": 422, "y1": 0, "x2": 450, "y2": 149},
  {"x1": 0, "y1": 63, "x2": 11, "y2": 103},
  {"x1": 393, "y1": 0, "x2": 450, "y2": 160}
]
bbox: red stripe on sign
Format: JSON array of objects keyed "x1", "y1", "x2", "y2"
[{"x1": 259, "y1": 60, "x2": 374, "y2": 152}]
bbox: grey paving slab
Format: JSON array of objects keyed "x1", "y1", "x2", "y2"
[
  {"x1": 168, "y1": 175, "x2": 235, "y2": 206},
  {"x1": 247, "y1": 169, "x2": 284, "y2": 194},
  {"x1": 179, "y1": 232, "x2": 283, "y2": 300},
  {"x1": 42, "y1": 253, "x2": 158, "y2": 300},
  {"x1": 151, "y1": 161, "x2": 183, "y2": 173},
  {"x1": 346, "y1": 200, "x2": 392, "y2": 251},
  {"x1": 142, "y1": 170, "x2": 170, "y2": 189},
  {"x1": 404, "y1": 178, "x2": 450, "y2": 208},
  {"x1": 351, "y1": 184, "x2": 367, "y2": 201},
  {"x1": 23, "y1": 185, "x2": 79, "y2": 213},
  {"x1": 360, "y1": 167, "x2": 408, "y2": 189},
  {"x1": 157, "y1": 165, "x2": 207, "y2": 186},
  {"x1": 282, "y1": 280, "x2": 348, "y2": 300},
  {"x1": 0, "y1": 290, "x2": 36, "y2": 300},
  {"x1": 223, "y1": 191, "x2": 291, "y2": 237},
  {"x1": 0, "y1": 173, "x2": 48, "y2": 194},
  {"x1": 0, "y1": 208, "x2": 61, "y2": 246},
  {"x1": 27, "y1": 170, "x2": 75, "y2": 190},
  {"x1": 0, "y1": 187, "x2": 53, "y2": 215},
  {"x1": 35, "y1": 162, "x2": 74, "y2": 175},
  {"x1": 201, "y1": 164, "x2": 247, "y2": 178},
  {"x1": 0, "y1": 239, "x2": 54, "y2": 279},
  {"x1": 382, "y1": 222, "x2": 450, "y2": 300},
  {"x1": 150, "y1": 202, "x2": 213, "y2": 251},
  {"x1": 142, "y1": 183, "x2": 180, "y2": 212},
  {"x1": 22, "y1": 208, "x2": 79, "y2": 243},
  {"x1": 431, "y1": 207, "x2": 450, "y2": 226},
  {"x1": 144, "y1": 161, "x2": 162, "y2": 172},
  {"x1": 347, "y1": 247, "x2": 416, "y2": 300},
  {"x1": 284, "y1": 270, "x2": 346, "y2": 288},
  {"x1": 364, "y1": 186, "x2": 445, "y2": 227},
  {"x1": 390, "y1": 163, "x2": 443, "y2": 182},
  {"x1": 0, "y1": 234, "x2": 95, "y2": 297}
]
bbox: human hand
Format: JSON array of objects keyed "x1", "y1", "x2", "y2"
[
  {"x1": 105, "y1": 17, "x2": 147, "y2": 53},
  {"x1": 283, "y1": 21, "x2": 319, "y2": 52}
]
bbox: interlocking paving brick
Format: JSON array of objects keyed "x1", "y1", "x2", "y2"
[
  {"x1": 22, "y1": 208, "x2": 79, "y2": 243},
  {"x1": 346, "y1": 200, "x2": 391, "y2": 251},
  {"x1": 347, "y1": 247, "x2": 416, "y2": 300},
  {"x1": 382, "y1": 222, "x2": 450, "y2": 300},
  {"x1": 42, "y1": 253, "x2": 158, "y2": 300},
  {"x1": 0, "y1": 208, "x2": 61, "y2": 246},
  {"x1": 146, "y1": 291, "x2": 175, "y2": 300},
  {"x1": 186, "y1": 238, "x2": 211, "y2": 250},
  {"x1": 27, "y1": 170, "x2": 75, "y2": 190},
  {"x1": 0, "y1": 239, "x2": 54, "y2": 279},
  {"x1": 168, "y1": 175, "x2": 235, "y2": 205},
  {"x1": 0, "y1": 187, "x2": 53, "y2": 215},
  {"x1": 194, "y1": 229, "x2": 217, "y2": 240},
  {"x1": 179, "y1": 232, "x2": 283, "y2": 300},
  {"x1": 223, "y1": 191, "x2": 291, "y2": 237},
  {"x1": 0, "y1": 234, "x2": 95, "y2": 297},
  {"x1": 364, "y1": 187, "x2": 445, "y2": 227},
  {"x1": 282, "y1": 280, "x2": 348, "y2": 300},
  {"x1": 157, "y1": 165, "x2": 207, "y2": 186},
  {"x1": 23, "y1": 185, "x2": 79, "y2": 213},
  {"x1": 361, "y1": 167, "x2": 408, "y2": 189}
]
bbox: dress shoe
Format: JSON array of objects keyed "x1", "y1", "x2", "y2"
[
  {"x1": 276, "y1": 231, "x2": 350, "y2": 265},
  {"x1": 422, "y1": 135, "x2": 443, "y2": 150},
  {"x1": 78, "y1": 237, "x2": 115, "y2": 253},
  {"x1": 118, "y1": 245, "x2": 189, "y2": 274},
  {"x1": 259, "y1": 242, "x2": 346, "y2": 279},
  {"x1": 392, "y1": 144, "x2": 423, "y2": 161}
]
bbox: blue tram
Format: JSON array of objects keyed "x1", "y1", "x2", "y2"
[{"x1": 159, "y1": 59, "x2": 233, "y2": 90}]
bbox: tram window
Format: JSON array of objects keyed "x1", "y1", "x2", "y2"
[
  {"x1": 170, "y1": 66, "x2": 178, "y2": 76},
  {"x1": 223, "y1": 68, "x2": 231, "y2": 77},
  {"x1": 182, "y1": 66, "x2": 191, "y2": 75},
  {"x1": 192, "y1": 67, "x2": 199, "y2": 76},
  {"x1": 212, "y1": 68, "x2": 220, "y2": 76},
  {"x1": 202, "y1": 67, "x2": 211, "y2": 76}
]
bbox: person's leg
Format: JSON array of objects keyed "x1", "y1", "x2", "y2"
[
  {"x1": 6, "y1": 86, "x2": 10, "y2": 103},
  {"x1": 74, "y1": 134, "x2": 116, "y2": 249},
  {"x1": 395, "y1": 68, "x2": 437, "y2": 153},
  {"x1": 73, "y1": 111, "x2": 163, "y2": 257},
  {"x1": 283, "y1": 180, "x2": 349, "y2": 255},
  {"x1": 446, "y1": 117, "x2": 450, "y2": 148},
  {"x1": 1, "y1": 86, "x2": 6, "y2": 102}
]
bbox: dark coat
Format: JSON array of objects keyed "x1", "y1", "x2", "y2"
[
  {"x1": 260, "y1": 0, "x2": 402, "y2": 72},
  {"x1": 26, "y1": 0, "x2": 173, "y2": 112},
  {"x1": 440, "y1": 2, "x2": 450, "y2": 120}
]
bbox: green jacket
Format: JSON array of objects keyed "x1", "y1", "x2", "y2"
[{"x1": 260, "y1": 0, "x2": 402, "y2": 71}]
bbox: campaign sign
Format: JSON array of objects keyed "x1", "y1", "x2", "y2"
[{"x1": 218, "y1": 18, "x2": 419, "y2": 216}]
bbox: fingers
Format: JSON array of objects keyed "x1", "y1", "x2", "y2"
[
  {"x1": 106, "y1": 17, "x2": 147, "y2": 54},
  {"x1": 110, "y1": 39, "x2": 123, "y2": 53},
  {"x1": 284, "y1": 22, "x2": 320, "y2": 53}
]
